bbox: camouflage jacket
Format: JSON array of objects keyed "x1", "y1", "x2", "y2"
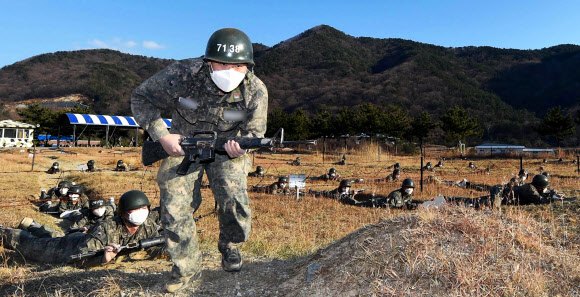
[
  {"x1": 511, "y1": 183, "x2": 543, "y2": 205},
  {"x1": 247, "y1": 171, "x2": 264, "y2": 178},
  {"x1": 79, "y1": 207, "x2": 162, "y2": 267},
  {"x1": 387, "y1": 189, "x2": 414, "y2": 208},
  {"x1": 70, "y1": 206, "x2": 115, "y2": 229},
  {"x1": 312, "y1": 173, "x2": 340, "y2": 182},
  {"x1": 57, "y1": 195, "x2": 89, "y2": 213},
  {"x1": 115, "y1": 164, "x2": 127, "y2": 171},
  {"x1": 131, "y1": 59, "x2": 268, "y2": 143},
  {"x1": 46, "y1": 167, "x2": 60, "y2": 174}
]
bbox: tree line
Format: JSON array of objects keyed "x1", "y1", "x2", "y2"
[
  {"x1": 266, "y1": 103, "x2": 578, "y2": 150},
  {"x1": 15, "y1": 102, "x2": 577, "y2": 151}
]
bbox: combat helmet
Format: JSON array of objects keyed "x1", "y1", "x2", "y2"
[
  {"x1": 117, "y1": 160, "x2": 124, "y2": 165},
  {"x1": 204, "y1": 28, "x2": 254, "y2": 65},
  {"x1": 426, "y1": 162, "x2": 432, "y2": 167},
  {"x1": 402, "y1": 178, "x2": 415, "y2": 188},
  {"x1": 89, "y1": 198, "x2": 107, "y2": 210},
  {"x1": 339, "y1": 179, "x2": 351, "y2": 188},
  {"x1": 518, "y1": 169, "x2": 528, "y2": 176},
  {"x1": 531, "y1": 174, "x2": 550, "y2": 189},
  {"x1": 87, "y1": 160, "x2": 95, "y2": 167},
  {"x1": 278, "y1": 176, "x2": 288, "y2": 183},
  {"x1": 256, "y1": 166, "x2": 264, "y2": 173},
  {"x1": 58, "y1": 180, "x2": 72, "y2": 189},
  {"x1": 52, "y1": 162, "x2": 59, "y2": 167},
  {"x1": 68, "y1": 185, "x2": 83, "y2": 195},
  {"x1": 118, "y1": 190, "x2": 151, "y2": 213},
  {"x1": 329, "y1": 168, "x2": 337, "y2": 174}
]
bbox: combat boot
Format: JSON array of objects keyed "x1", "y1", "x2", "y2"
[
  {"x1": 221, "y1": 243, "x2": 243, "y2": 272},
  {"x1": 165, "y1": 272, "x2": 201, "y2": 293},
  {"x1": 18, "y1": 217, "x2": 40, "y2": 231}
]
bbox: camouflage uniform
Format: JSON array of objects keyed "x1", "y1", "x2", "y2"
[
  {"x1": 0, "y1": 210, "x2": 162, "y2": 266},
  {"x1": 310, "y1": 173, "x2": 340, "y2": 182},
  {"x1": 508, "y1": 176, "x2": 526, "y2": 187},
  {"x1": 45, "y1": 186, "x2": 65, "y2": 201},
  {"x1": 350, "y1": 188, "x2": 414, "y2": 209},
  {"x1": 115, "y1": 164, "x2": 127, "y2": 171},
  {"x1": 131, "y1": 59, "x2": 267, "y2": 278},
  {"x1": 247, "y1": 170, "x2": 264, "y2": 178},
  {"x1": 251, "y1": 182, "x2": 290, "y2": 195},
  {"x1": 46, "y1": 166, "x2": 60, "y2": 174},
  {"x1": 69, "y1": 205, "x2": 115, "y2": 229}
]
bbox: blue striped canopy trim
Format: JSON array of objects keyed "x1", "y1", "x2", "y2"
[{"x1": 64, "y1": 113, "x2": 171, "y2": 128}]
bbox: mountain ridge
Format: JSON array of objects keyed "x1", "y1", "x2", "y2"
[{"x1": 1, "y1": 25, "x2": 580, "y2": 145}]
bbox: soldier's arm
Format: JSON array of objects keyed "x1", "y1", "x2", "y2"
[
  {"x1": 131, "y1": 60, "x2": 196, "y2": 141},
  {"x1": 237, "y1": 76, "x2": 268, "y2": 138}
]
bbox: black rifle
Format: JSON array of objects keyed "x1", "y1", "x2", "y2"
[
  {"x1": 541, "y1": 190, "x2": 577, "y2": 204},
  {"x1": 69, "y1": 236, "x2": 165, "y2": 262},
  {"x1": 142, "y1": 128, "x2": 317, "y2": 175}
]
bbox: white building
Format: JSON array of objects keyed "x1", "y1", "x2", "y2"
[
  {"x1": 0, "y1": 120, "x2": 37, "y2": 148},
  {"x1": 475, "y1": 142, "x2": 554, "y2": 156}
]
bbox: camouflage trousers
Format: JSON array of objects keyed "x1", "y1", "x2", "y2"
[
  {"x1": 157, "y1": 153, "x2": 252, "y2": 278},
  {"x1": 0, "y1": 227, "x2": 84, "y2": 264}
]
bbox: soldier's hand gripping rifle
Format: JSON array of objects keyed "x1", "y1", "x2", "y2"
[
  {"x1": 142, "y1": 128, "x2": 317, "y2": 175},
  {"x1": 68, "y1": 236, "x2": 165, "y2": 262}
]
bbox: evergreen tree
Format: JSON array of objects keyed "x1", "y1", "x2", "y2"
[
  {"x1": 441, "y1": 105, "x2": 483, "y2": 144},
  {"x1": 16, "y1": 103, "x2": 58, "y2": 136},
  {"x1": 408, "y1": 111, "x2": 439, "y2": 155},
  {"x1": 287, "y1": 109, "x2": 312, "y2": 140},
  {"x1": 266, "y1": 109, "x2": 289, "y2": 137},
  {"x1": 384, "y1": 105, "x2": 411, "y2": 139},
  {"x1": 311, "y1": 107, "x2": 333, "y2": 137},
  {"x1": 537, "y1": 105, "x2": 575, "y2": 148}
]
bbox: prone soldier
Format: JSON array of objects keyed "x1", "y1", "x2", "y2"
[
  {"x1": 310, "y1": 168, "x2": 341, "y2": 182},
  {"x1": 1, "y1": 190, "x2": 164, "y2": 266},
  {"x1": 115, "y1": 160, "x2": 127, "y2": 171},
  {"x1": 248, "y1": 166, "x2": 265, "y2": 177},
  {"x1": 348, "y1": 178, "x2": 417, "y2": 209},
  {"x1": 46, "y1": 162, "x2": 60, "y2": 174},
  {"x1": 252, "y1": 176, "x2": 290, "y2": 195},
  {"x1": 86, "y1": 160, "x2": 97, "y2": 172},
  {"x1": 287, "y1": 157, "x2": 301, "y2": 166}
]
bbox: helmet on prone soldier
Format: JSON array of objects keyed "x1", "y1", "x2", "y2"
[
  {"x1": 118, "y1": 190, "x2": 151, "y2": 213},
  {"x1": 256, "y1": 166, "x2": 264, "y2": 173},
  {"x1": 89, "y1": 198, "x2": 107, "y2": 210},
  {"x1": 68, "y1": 185, "x2": 83, "y2": 195},
  {"x1": 58, "y1": 180, "x2": 72, "y2": 189},
  {"x1": 339, "y1": 179, "x2": 351, "y2": 188},
  {"x1": 278, "y1": 176, "x2": 288, "y2": 183},
  {"x1": 402, "y1": 178, "x2": 415, "y2": 188},
  {"x1": 531, "y1": 174, "x2": 550, "y2": 189}
]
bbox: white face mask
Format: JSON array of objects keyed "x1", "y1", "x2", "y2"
[
  {"x1": 542, "y1": 188, "x2": 549, "y2": 194},
  {"x1": 521, "y1": 176, "x2": 527, "y2": 181},
  {"x1": 405, "y1": 188, "x2": 414, "y2": 195},
  {"x1": 54, "y1": 166, "x2": 58, "y2": 169},
  {"x1": 341, "y1": 187, "x2": 350, "y2": 194},
  {"x1": 126, "y1": 209, "x2": 149, "y2": 226},
  {"x1": 60, "y1": 188, "x2": 69, "y2": 195},
  {"x1": 69, "y1": 194, "x2": 79, "y2": 201},
  {"x1": 330, "y1": 173, "x2": 336, "y2": 178},
  {"x1": 210, "y1": 66, "x2": 246, "y2": 92},
  {"x1": 279, "y1": 183, "x2": 287, "y2": 189},
  {"x1": 92, "y1": 207, "x2": 106, "y2": 217}
]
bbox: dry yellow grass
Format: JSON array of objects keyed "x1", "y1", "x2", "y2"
[{"x1": 0, "y1": 145, "x2": 579, "y2": 296}]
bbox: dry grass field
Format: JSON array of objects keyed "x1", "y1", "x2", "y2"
[{"x1": 0, "y1": 144, "x2": 579, "y2": 296}]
